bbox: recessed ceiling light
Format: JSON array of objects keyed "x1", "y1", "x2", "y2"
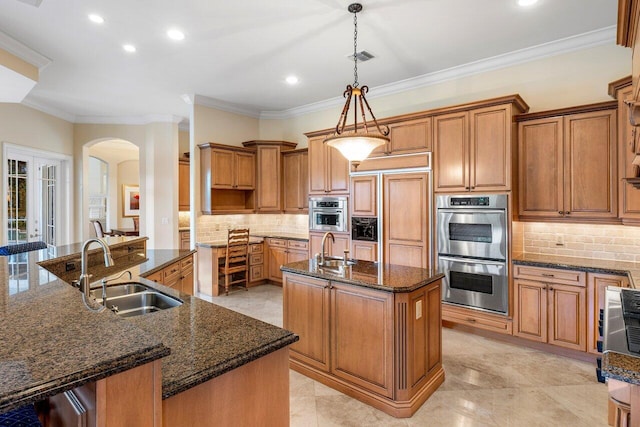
[
  {"x1": 518, "y1": 0, "x2": 539, "y2": 6},
  {"x1": 88, "y1": 14, "x2": 104, "y2": 24},
  {"x1": 167, "y1": 29, "x2": 185, "y2": 41},
  {"x1": 285, "y1": 75, "x2": 299, "y2": 85},
  {"x1": 123, "y1": 44, "x2": 136, "y2": 53}
]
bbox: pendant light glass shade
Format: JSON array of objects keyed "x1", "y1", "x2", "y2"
[{"x1": 324, "y1": 3, "x2": 389, "y2": 166}]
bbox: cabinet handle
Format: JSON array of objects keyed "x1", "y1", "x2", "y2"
[
  {"x1": 465, "y1": 187, "x2": 470, "y2": 190},
  {"x1": 471, "y1": 186, "x2": 475, "y2": 190},
  {"x1": 565, "y1": 211, "x2": 570, "y2": 215},
  {"x1": 541, "y1": 273, "x2": 554, "y2": 277},
  {"x1": 466, "y1": 318, "x2": 476, "y2": 323},
  {"x1": 549, "y1": 287, "x2": 554, "y2": 291},
  {"x1": 558, "y1": 211, "x2": 563, "y2": 215}
]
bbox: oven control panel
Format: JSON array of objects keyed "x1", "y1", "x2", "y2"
[{"x1": 450, "y1": 197, "x2": 490, "y2": 206}]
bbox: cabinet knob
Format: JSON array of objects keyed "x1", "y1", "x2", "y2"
[
  {"x1": 558, "y1": 211, "x2": 563, "y2": 215},
  {"x1": 549, "y1": 287, "x2": 554, "y2": 291},
  {"x1": 565, "y1": 211, "x2": 570, "y2": 215},
  {"x1": 465, "y1": 187, "x2": 470, "y2": 190},
  {"x1": 471, "y1": 186, "x2": 475, "y2": 190}
]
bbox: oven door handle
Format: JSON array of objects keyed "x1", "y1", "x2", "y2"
[
  {"x1": 438, "y1": 256, "x2": 506, "y2": 266},
  {"x1": 437, "y1": 209, "x2": 506, "y2": 215}
]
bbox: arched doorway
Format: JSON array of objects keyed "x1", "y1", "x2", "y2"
[{"x1": 83, "y1": 139, "x2": 139, "y2": 239}]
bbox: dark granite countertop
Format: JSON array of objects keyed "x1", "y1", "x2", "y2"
[
  {"x1": 0, "y1": 239, "x2": 297, "y2": 413},
  {"x1": 512, "y1": 252, "x2": 640, "y2": 288},
  {"x1": 196, "y1": 232, "x2": 308, "y2": 249},
  {"x1": 281, "y1": 259, "x2": 443, "y2": 293}
]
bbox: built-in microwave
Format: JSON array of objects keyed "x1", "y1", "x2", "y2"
[
  {"x1": 309, "y1": 197, "x2": 348, "y2": 232},
  {"x1": 352, "y1": 217, "x2": 378, "y2": 242}
]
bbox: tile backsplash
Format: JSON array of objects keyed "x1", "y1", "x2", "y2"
[
  {"x1": 196, "y1": 214, "x2": 309, "y2": 242},
  {"x1": 514, "y1": 221, "x2": 640, "y2": 262}
]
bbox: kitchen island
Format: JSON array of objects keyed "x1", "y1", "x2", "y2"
[
  {"x1": 0, "y1": 237, "x2": 298, "y2": 426},
  {"x1": 281, "y1": 259, "x2": 444, "y2": 418}
]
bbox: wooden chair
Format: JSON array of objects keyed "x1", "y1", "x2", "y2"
[
  {"x1": 219, "y1": 228, "x2": 250, "y2": 295},
  {"x1": 90, "y1": 220, "x2": 117, "y2": 238}
]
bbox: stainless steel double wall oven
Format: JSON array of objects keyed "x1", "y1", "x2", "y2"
[{"x1": 436, "y1": 194, "x2": 509, "y2": 314}]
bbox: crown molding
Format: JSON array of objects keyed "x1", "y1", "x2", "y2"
[
  {"x1": 193, "y1": 94, "x2": 261, "y2": 118},
  {"x1": 260, "y1": 25, "x2": 617, "y2": 120},
  {"x1": 75, "y1": 114, "x2": 185, "y2": 125},
  {"x1": 0, "y1": 30, "x2": 51, "y2": 70},
  {"x1": 21, "y1": 98, "x2": 76, "y2": 122}
]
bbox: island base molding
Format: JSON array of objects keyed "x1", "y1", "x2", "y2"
[
  {"x1": 162, "y1": 347, "x2": 290, "y2": 427},
  {"x1": 290, "y1": 360, "x2": 444, "y2": 418}
]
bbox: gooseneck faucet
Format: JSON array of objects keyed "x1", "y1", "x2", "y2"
[
  {"x1": 320, "y1": 232, "x2": 335, "y2": 265},
  {"x1": 79, "y1": 238, "x2": 115, "y2": 312}
]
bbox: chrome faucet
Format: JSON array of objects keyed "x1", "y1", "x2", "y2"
[
  {"x1": 79, "y1": 238, "x2": 115, "y2": 312},
  {"x1": 100, "y1": 270, "x2": 132, "y2": 307},
  {"x1": 320, "y1": 232, "x2": 335, "y2": 265}
]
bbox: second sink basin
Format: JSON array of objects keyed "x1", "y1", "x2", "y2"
[{"x1": 90, "y1": 282, "x2": 149, "y2": 299}]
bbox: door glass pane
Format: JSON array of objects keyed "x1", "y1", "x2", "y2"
[
  {"x1": 39, "y1": 164, "x2": 57, "y2": 246},
  {"x1": 7, "y1": 159, "x2": 28, "y2": 244}
]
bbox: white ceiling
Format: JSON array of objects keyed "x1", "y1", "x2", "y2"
[{"x1": 0, "y1": 0, "x2": 618, "y2": 122}]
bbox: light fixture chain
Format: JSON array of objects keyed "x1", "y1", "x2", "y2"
[{"x1": 353, "y1": 10, "x2": 358, "y2": 88}]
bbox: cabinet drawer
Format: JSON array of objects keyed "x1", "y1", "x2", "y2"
[
  {"x1": 163, "y1": 261, "x2": 181, "y2": 283},
  {"x1": 442, "y1": 304, "x2": 513, "y2": 335},
  {"x1": 250, "y1": 264, "x2": 265, "y2": 282},
  {"x1": 180, "y1": 255, "x2": 194, "y2": 272},
  {"x1": 288, "y1": 240, "x2": 308, "y2": 250},
  {"x1": 145, "y1": 270, "x2": 163, "y2": 283},
  {"x1": 514, "y1": 265, "x2": 586, "y2": 287},
  {"x1": 250, "y1": 252, "x2": 264, "y2": 265},
  {"x1": 268, "y1": 238, "x2": 287, "y2": 248},
  {"x1": 250, "y1": 243, "x2": 264, "y2": 254}
]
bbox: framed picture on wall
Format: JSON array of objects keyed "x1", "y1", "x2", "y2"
[{"x1": 123, "y1": 184, "x2": 140, "y2": 217}]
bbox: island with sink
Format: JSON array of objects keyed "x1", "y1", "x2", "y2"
[
  {"x1": 281, "y1": 257, "x2": 444, "y2": 418},
  {"x1": 0, "y1": 236, "x2": 298, "y2": 426}
]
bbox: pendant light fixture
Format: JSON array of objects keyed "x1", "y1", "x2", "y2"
[{"x1": 324, "y1": 3, "x2": 390, "y2": 167}]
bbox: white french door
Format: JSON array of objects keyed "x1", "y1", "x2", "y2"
[{"x1": 4, "y1": 145, "x2": 70, "y2": 246}]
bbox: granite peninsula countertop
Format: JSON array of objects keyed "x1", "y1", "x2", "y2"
[
  {"x1": 196, "y1": 232, "x2": 309, "y2": 248},
  {"x1": 281, "y1": 259, "x2": 444, "y2": 293},
  {"x1": 512, "y1": 252, "x2": 640, "y2": 288},
  {"x1": 0, "y1": 238, "x2": 298, "y2": 413}
]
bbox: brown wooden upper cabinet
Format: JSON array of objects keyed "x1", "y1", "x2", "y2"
[
  {"x1": 517, "y1": 103, "x2": 618, "y2": 222},
  {"x1": 242, "y1": 140, "x2": 297, "y2": 212},
  {"x1": 178, "y1": 158, "x2": 189, "y2": 211},
  {"x1": 350, "y1": 175, "x2": 377, "y2": 217},
  {"x1": 199, "y1": 143, "x2": 256, "y2": 213},
  {"x1": 283, "y1": 149, "x2": 309, "y2": 213},
  {"x1": 308, "y1": 136, "x2": 350, "y2": 195},
  {"x1": 610, "y1": 76, "x2": 640, "y2": 225},
  {"x1": 434, "y1": 101, "x2": 525, "y2": 193},
  {"x1": 370, "y1": 118, "x2": 432, "y2": 157}
]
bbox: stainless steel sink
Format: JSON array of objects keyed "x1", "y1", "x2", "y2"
[
  {"x1": 101, "y1": 291, "x2": 182, "y2": 318},
  {"x1": 90, "y1": 282, "x2": 183, "y2": 318},
  {"x1": 90, "y1": 282, "x2": 150, "y2": 299},
  {"x1": 320, "y1": 259, "x2": 356, "y2": 268}
]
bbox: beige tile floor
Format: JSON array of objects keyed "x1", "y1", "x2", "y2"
[{"x1": 206, "y1": 285, "x2": 609, "y2": 427}]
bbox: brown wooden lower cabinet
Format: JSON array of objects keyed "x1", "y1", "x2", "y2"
[
  {"x1": 351, "y1": 241, "x2": 378, "y2": 262},
  {"x1": 283, "y1": 272, "x2": 444, "y2": 418},
  {"x1": 266, "y1": 238, "x2": 309, "y2": 284},
  {"x1": 309, "y1": 231, "x2": 349, "y2": 259},
  {"x1": 142, "y1": 254, "x2": 194, "y2": 295}
]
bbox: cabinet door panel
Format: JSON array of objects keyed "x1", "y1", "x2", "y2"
[
  {"x1": 211, "y1": 149, "x2": 235, "y2": 188},
  {"x1": 284, "y1": 153, "x2": 301, "y2": 211},
  {"x1": 267, "y1": 246, "x2": 287, "y2": 282},
  {"x1": 518, "y1": 118, "x2": 564, "y2": 217},
  {"x1": 283, "y1": 274, "x2": 330, "y2": 371},
  {"x1": 308, "y1": 137, "x2": 327, "y2": 194},
  {"x1": 351, "y1": 241, "x2": 378, "y2": 262},
  {"x1": 351, "y1": 175, "x2": 377, "y2": 217},
  {"x1": 434, "y1": 112, "x2": 468, "y2": 192},
  {"x1": 256, "y1": 146, "x2": 280, "y2": 210},
  {"x1": 471, "y1": 106, "x2": 510, "y2": 191},
  {"x1": 513, "y1": 280, "x2": 547, "y2": 343},
  {"x1": 327, "y1": 146, "x2": 350, "y2": 194},
  {"x1": 178, "y1": 160, "x2": 190, "y2": 211},
  {"x1": 564, "y1": 110, "x2": 617, "y2": 219},
  {"x1": 383, "y1": 173, "x2": 429, "y2": 268},
  {"x1": 331, "y1": 283, "x2": 394, "y2": 398},
  {"x1": 287, "y1": 248, "x2": 308, "y2": 264},
  {"x1": 235, "y1": 152, "x2": 256, "y2": 189},
  {"x1": 389, "y1": 118, "x2": 432, "y2": 154},
  {"x1": 548, "y1": 283, "x2": 586, "y2": 351}
]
